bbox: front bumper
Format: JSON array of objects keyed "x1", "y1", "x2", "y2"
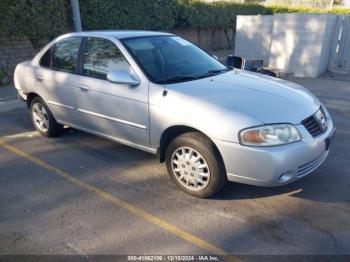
[{"x1": 215, "y1": 117, "x2": 335, "y2": 187}]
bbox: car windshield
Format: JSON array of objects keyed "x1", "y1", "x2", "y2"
[{"x1": 122, "y1": 35, "x2": 229, "y2": 84}]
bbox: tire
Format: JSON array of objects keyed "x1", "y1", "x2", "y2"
[
  {"x1": 165, "y1": 132, "x2": 227, "y2": 198},
  {"x1": 30, "y1": 97, "x2": 63, "y2": 137}
]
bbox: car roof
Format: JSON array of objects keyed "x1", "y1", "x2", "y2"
[{"x1": 66, "y1": 30, "x2": 173, "y2": 39}]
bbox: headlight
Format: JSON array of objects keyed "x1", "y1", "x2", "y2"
[{"x1": 240, "y1": 124, "x2": 301, "y2": 146}]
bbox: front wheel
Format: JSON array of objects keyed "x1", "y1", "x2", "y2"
[
  {"x1": 165, "y1": 132, "x2": 227, "y2": 198},
  {"x1": 30, "y1": 97, "x2": 63, "y2": 137}
]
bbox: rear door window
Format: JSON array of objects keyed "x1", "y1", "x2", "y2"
[{"x1": 52, "y1": 37, "x2": 82, "y2": 73}]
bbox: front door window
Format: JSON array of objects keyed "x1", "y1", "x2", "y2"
[{"x1": 82, "y1": 37, "x2": 131, "y2": 80}]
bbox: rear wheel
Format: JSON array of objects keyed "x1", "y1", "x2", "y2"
[
  {"x1": 30, "y1": 97, "x2": 63, "y2": 137},
  {"x1": 165, "y1": 132, "x2": 227, "y2": 198}
]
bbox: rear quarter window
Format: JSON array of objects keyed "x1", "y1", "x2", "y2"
[{"x1": 39, "y1": 48, "x2": 52, "y2": 68}]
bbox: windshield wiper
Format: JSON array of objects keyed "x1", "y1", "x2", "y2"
[
  {"x1": 193, "y1": 68, "x2": 231, "y2": 80},
  {"x1": 205, "y1": 68, "x2": 231, "y2": 75},
  {"x1": 155, "y1": 68, "x2": 231, "y2": 84},
  {"x1": 211, "y1": 68, "x2": 230, "y2": 73},
  {"x1": 155, "y1": 75, "x2": 199, "y2": 84}
]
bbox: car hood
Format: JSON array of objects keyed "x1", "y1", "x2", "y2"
[{"x1": 166, "y1": 70, "x2": 320, "y2": 124}]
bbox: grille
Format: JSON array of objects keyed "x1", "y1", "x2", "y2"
[
  {"x1": 301, "y1": 107, "x2": 327, "y2": 137},
  {"x1": 302, "y1": 115, "x2": 322, "y2": 137}
]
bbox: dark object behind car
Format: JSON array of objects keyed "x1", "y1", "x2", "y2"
[{"x1": 226, "y1": 55, "x2": 277, "y2": 77}]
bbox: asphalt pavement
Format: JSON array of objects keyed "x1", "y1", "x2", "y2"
[{"x1": 0, "y1": 77, "x2": 349, "y2": 258}]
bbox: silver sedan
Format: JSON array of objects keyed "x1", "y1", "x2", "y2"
[{"x1": 14, "y1": 31, "x2": 335, "y2": 197}]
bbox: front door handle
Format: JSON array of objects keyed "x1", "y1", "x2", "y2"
[{"x1": 79, "y1": 86, "x2": 90, "y2": 92}]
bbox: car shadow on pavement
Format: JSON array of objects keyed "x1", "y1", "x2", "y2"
[
  {"x1": 70, "y1": 126, "x2": 348, "y2": 205},
  {"x1": 1, "y1": 110, "x2": 348, "y2": 205},
  {"x1": 213, "y1": 130, "x2": 349, "y2": 205},
  {"x1": 214, "y1": 171, "x2": 348, "y2": 204}
]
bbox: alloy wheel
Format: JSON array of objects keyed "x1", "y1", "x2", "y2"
[{"x1": 32, "y1": 102, "x2": 49, "y2": 132}]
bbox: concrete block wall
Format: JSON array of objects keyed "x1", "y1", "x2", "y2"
[
  {"x1": 174, "y1": 28, "x2": 234, "y2": 50},
  {"x1": 235, "y1": 14, "x2": 339, "y2": 77},
  {"x1": 0, "y1": 38, "x2": 37, "y2": 78}
]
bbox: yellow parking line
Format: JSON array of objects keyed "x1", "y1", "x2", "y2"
[
  {"x1": 2, "y1": 131, "x2": 39, "y2": 140},
  {"x1": 0, "y1": 138, "x2": 240, "y2": 261}
]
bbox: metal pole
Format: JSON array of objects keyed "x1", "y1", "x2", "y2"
[{"x1": 71, "y1": 0, "x2": 82, "y2": 32}]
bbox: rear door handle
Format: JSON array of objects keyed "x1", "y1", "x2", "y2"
[
  {"x1": 36, "y1": 75, "x2": 43, "y2": 81},
  {"x1": 79, "y1": 86, "x2": 90, "y2": 92}
]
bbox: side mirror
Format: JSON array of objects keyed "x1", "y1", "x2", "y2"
[{"x1": 107, "y1": 70, "x2": 140, "y2": 86}]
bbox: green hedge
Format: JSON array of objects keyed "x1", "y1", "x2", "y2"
[
  {"x1": 80, "y1": 0, "x2": 271, "y2": 32},
  {"x1": 79, "y1": 1, "x2": 350, "y2": 33},
  {"x1": 267, "y1": 5, "x2": 350, "y2": 15},
  {"x1": 79, "y1": 0, "x2": 177, "y2": 31},
  {"x1": 1, "y1": 0, "x2": 350, "y2": 44},
  {"x1": 0, "y1": 0, "x2": 69, "y2": 45}
]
